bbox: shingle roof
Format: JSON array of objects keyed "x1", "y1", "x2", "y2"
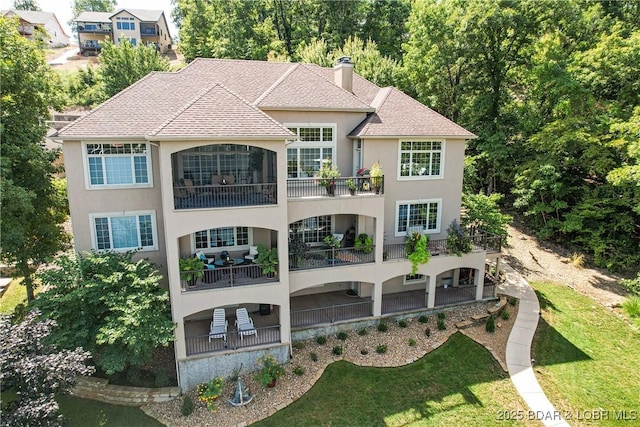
[
  {"x1": 75, "y1": 11, "x2": 112, "y2": 23},
  {"x1": 4, "y1": 9, "x2": 53, "y2": 24},
  {"x1": 150, "y1": 84, "x2": 294, "y2": 138},
  {"x1": 56, "y1": 58, "x2": 475, "y2": 140},
  {"x1": 111, "y1": 9, "x2": 164, "y2": 22},
  {"x1": 350, "y1": 87, "x2": 476, "y2": 138}
]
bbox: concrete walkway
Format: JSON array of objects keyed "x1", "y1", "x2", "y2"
[{"x1": 497, "y1": 263, "x2": 570, "y2": 427}]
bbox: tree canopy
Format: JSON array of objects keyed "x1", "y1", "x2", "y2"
[
  {"x1": 0, "y1": 16, "x2": 70, "y2": 301},
  {"x1": 34, "y1": 251, "x2": 175, "y2": 375}
]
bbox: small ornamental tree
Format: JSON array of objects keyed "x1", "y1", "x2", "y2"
[
  {"x1": 34, "y1": 251, "x2": 176, "y2": 375},
  {"x1": 0, "y1": 310, "x2": 94, "y2": 427}
]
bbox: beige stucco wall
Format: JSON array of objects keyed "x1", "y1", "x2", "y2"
[{"x1": 63, "y1": 140, "x2": 167, "y2": 280}]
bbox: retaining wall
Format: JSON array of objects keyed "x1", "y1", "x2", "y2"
[{"x1": 71, "y1": 376, "x2": 181, "y2": 406}]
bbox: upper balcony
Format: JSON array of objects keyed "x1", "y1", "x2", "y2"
[
  {"x1": 140, "y1": 25, "x2": 158, "y2": 36},
  {"x1": 77, "y1": 23, "x2": 112, "y2": 34},
  {"x1": 172, "y1": 144, "x2": 277, "y2": 210},
  {"x1": 287, "y1": 175, "x2": 384, "y2": 198}
]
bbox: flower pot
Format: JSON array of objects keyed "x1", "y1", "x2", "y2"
[
  {"x1": 326, "y1": 183, "x2": 336, "y2": 196},
  {"x1": 267, "y1": 379, "x2": 277, "y2": 388},
  {"x1": 349, "y1": 188, "x2": 356, "y2": 196}
]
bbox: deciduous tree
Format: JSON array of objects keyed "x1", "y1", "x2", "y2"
[
  {"x1": 0, "y1": 16, "x2": 70, "y2": 302},
  {"x1": 34, "y1": 251, "x2": 175, "y2": 375}
]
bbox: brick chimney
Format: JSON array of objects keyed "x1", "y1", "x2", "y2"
[{"x1": 334, "y1": 56, "x2": 353, "y2": 93}]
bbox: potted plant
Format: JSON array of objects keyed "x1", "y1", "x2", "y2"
[
  {"x1": 370, "y1": 162, "x2": 383, "y2": 194},
  {"x1": 256, "y1": 243, "x2": 279, "y2": 277},
  {"x1": 446, "y1": 219, "x2": 472, "y2": 256},
  {"x1": 354, "y1": 233, "x2": 373, "y2": 254},
  {"x1": 179, "y1": 257, "x2": 204, "y2": 287},
  {"x1": 406, "y1": 231, "x2": 430, "y2": 275},
  {"x1": 317, "y1": 160, "x2": 340, "y2": 196},
  {"x1": 345, "y1": 178, "x2": 357, "y2": 195},
  {"x1": 255, "y1": 353, "x2": 285, "y2": 388}
]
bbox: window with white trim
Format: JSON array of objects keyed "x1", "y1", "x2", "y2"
[
  {"x1": 289, "y1": 215, "x2": 332, "y2": 244},
  {"x1": 91, "y1": 211, "x2": 157, "y2": 251},
  {"x1": 85, "y1": 142, "x2": 151, "y2": 188},
  {"x1": 396, "y1": 200, "x2": 441, "y2": 236},
  {"x1": 194, "y1": 227, "x2": 249, "y2": 250},
  {"x1": 403, "y1": 274, "x2": 427, "y2": 285},
  {"x1": 286, "y1": 125, "x2": 335, "y2": 178},
  {"x1": 399, "y1": 140, "x2": 443, "y2": 178}
]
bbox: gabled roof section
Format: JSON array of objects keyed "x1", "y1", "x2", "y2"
[
  {"x1": 111, "y1": 9, "x2": 164, "y2": 22},
  {"x1": 350, "y1": 87, "x2": 476, "y2": 138},
  {"x1": 4, "y1": 9, "x2": 51, "y2": 24},
  {"x1": 150, "y1": 84, "x2": 294, "y2": 139},
  {"x1": 256, "y1": 64, "x2": 373, "y2": 111},
  {"x1": 75, "y1": 11, "x2": 112, "y2": 23}
]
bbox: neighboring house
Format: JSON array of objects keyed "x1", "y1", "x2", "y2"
[
  {"x1": 76, "y1": 8, "x2": 171, "y2": 56},
  {"x1": 54, "y1": 58, "x2": 502, "y2": 391},
  {"x1": 2, "y1": 9, "x2": 70, "y2": 47}
]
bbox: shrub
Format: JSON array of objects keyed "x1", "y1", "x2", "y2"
[
  {"x1": 398, "y1": 320, "x2": 408, "y2": 328},
  {"x1": 570, "y1": 252, "x2": 585, "y2": 269},
  {"x1": 621, "y1": 273, "x2": 640, "y2": 296},
  {"x1": 361, "y1": 349, "x2": 369, "y2": 355},
  {"x1": 437, "y1": 312, "x2": 446, "y2": 320},
  {"x1": 357, "y1": 328, "x2": 368, "y2": 336},
  {"x1": 376, "y1": 344, "x2": 387, "y2": 354},
  {"x1": 316, "y1": 336, "x2": 327, "y2": 345},
  {"x1": 181, "y1": 394, "x2": 194, "y2": 417},
  {"x1": 154, "y1": 369, "x2": 170, "y2": 388},
  {"x1": 418, "y1": 315, "x2": 429, "y2": 323},
  {"x1": 425, "y1": 327, "x2": 431, "y2": 337},
  {"x1": 501, "y1": 310, "x2": 510, "y2": 320},
  {"x1": 197, "y1": 377, "x2": 224, "y2": 411},
  {"x1": 622, "y1": 296, "x2": 640, "y2": 318},
  {"x1": 293, "y1": 366, "x2": 305, "y2": 376},
  {"x1": 293, "y1": 341, "x2": 306, "y2": 350},
  {"x1": 337, "y1": 331, "x2": 348, "y2": 341},
  {"x1": 437, "y1": 319, "x2": 446, "y2": 330},
  {"x1": 486, "y1": 314, "x2": 496, "y2": 333},
  {"x1": 310, "y1": 352, "x2": 318, "y2": 362},
  {"x1": 332, "y1": 346, "x2": 343, "y2": 355},
  {"x1": 408, "y1": 338, "x2": 416, "y2": 347},
  {"x1": 255, "y1": 354, "x2": 285, "y2": 388},
  {"x1": 508, "y1": 297, "x2": 518, "y2": 306},
  {"x1": 377, "y1": 321, "x2": 388, "y2": 332}
]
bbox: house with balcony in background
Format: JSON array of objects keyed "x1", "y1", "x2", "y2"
[
  {"x1": 76, "y1": 8, "x2": 171, "y2": 56},
  {"x1": 54, "y1": 57, "x2": 502, "y2": 391},
  {"x1": 2, "y1": 9, "x2": 70, "y2": 47}
]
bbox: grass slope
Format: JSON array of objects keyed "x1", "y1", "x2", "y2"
[
  {"x1": 255, "y1": 333, "x2": 534, "y2": 427},
  {"x1": 532, "y1": 281, "x2": 640, "y2": 426}
]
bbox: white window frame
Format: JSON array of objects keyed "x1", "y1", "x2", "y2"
[
  {"x1": 285, "y1": 123, "x2": 337, "y2": 179},
  {"x1": 83, "y1": 141, "x2": 153, "y2": 189},
  {"x1": 90, "y1": 210, "x2": 158, "y2": 252},
  {"x1": 191, "y1": 226, "x2": 252, "y2": 253},
  {"x1": 403, "y1": 274, "x2": 427, "y2": 286},
  {"x1": 395, "y1": 199, "x2": 442, "y2": 237},
  {"x1": 397, "y1": 139, "x2": 445, "y2": 180},
  {"x1": 289, "y1": 215, "x2": 333, "y2": 246}
]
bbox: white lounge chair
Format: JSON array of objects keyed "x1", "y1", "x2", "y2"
[
  {"x1": 209, "y1": 308, "x2": 228, "y2": 344},
  {"x1": 235, "y1": 308, "x2": 257, "y2": 340}
]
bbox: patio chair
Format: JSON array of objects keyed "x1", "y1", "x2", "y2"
[
  {"x1": 209, "y1": 308, "x2": 228, "y2": 344},
  {"x1": 235, "y1": 308, "x2": 257, "y2": 340}
]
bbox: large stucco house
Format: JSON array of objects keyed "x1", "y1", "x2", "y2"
[
  {"x1": 2, "y1": 9, "x2": 70, "y2": 47},
  {"x1": 54, "y1": 57, "x2": 502, "y2": 390},
  {"x1": 75, "y1": 8, "x2": 172, "y2": 55}
]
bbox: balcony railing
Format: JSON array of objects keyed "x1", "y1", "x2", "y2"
[
  {"x1": 289, "y1": 246, "x2": 375, "y2": 271},
  {"x1": 174, "y1": 183, "x2": 277, "y2": 210},
  {"x1": 185, "y1": 325, "x2": 281, "y2": 356},
  {"x1": 287, "y1": 175, "x2": 384, "y2": 198},
  {"x1": 181, "y1": 264, "x2": 278, "y2": 291},
  {"x1": 383, "y1": 231, "x2": 502, "y2": 261},
  {"x1": 77, "y1": 25, "x2": 112, "y2": 33},
  {"x1": 434, "y1": 284, "x2": 477, "y2": 307},
  {"x1": 291, "y1": 301, "x2": 372, "y2": 328}
]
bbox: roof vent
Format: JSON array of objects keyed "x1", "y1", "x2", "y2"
[{"x1": 334, "y1": 56, "x2": 354, "y2": 93}]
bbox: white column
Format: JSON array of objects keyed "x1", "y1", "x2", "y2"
[
  {"x1": 372, "y1": 280, "x2": 382, "y2": 316},
  {"x1": 475, "y1": 267, "x2": 484, "y2": 300},
  {"x1": 427, "y1": 275, "x2": 436, "y2": 308}
]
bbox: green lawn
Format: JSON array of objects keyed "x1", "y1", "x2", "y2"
[
  {"x1": 57, "y1": 394, "x2": 163, "y2": 427},
  {"x1": 0, "y1": 278, "x2": 27, "y2": 314},
  {"x1": 532, "y1": 281, "x2": 640, "y2": 426},
  {"x1": 254, "y1": 333, "x2": 535, "y2": 427}
]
